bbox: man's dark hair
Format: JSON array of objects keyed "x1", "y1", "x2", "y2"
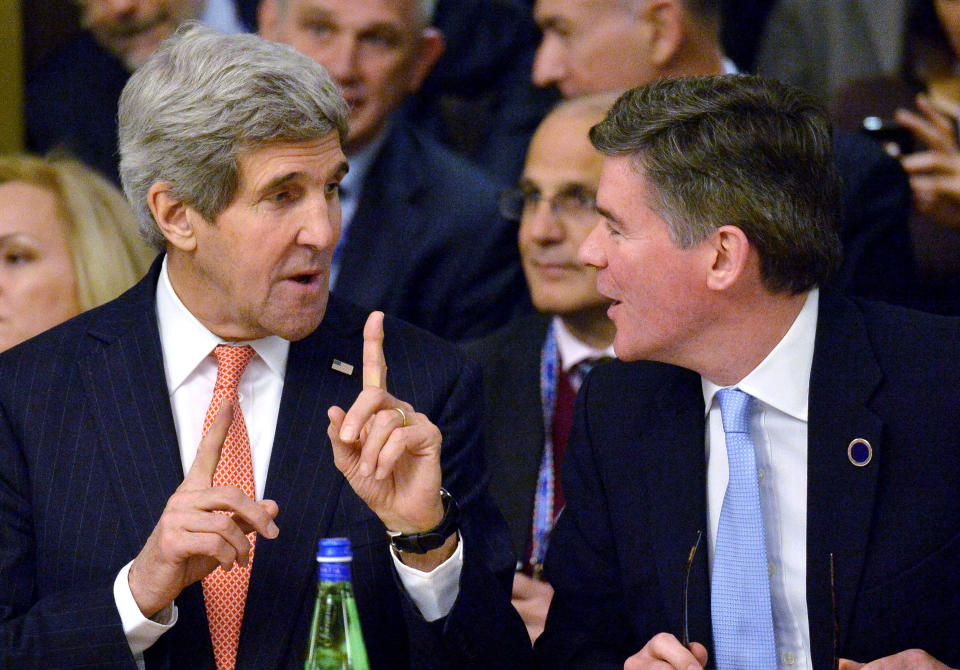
[{"x1": 590, "y1": 74, "x2": 843, "y2": 294}]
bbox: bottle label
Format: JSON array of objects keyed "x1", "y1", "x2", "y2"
[{"x1": 318, "y1": 561, "x2": 351, "y2": 582}]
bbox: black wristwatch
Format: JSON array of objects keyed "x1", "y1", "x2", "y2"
[{"x1": 387, "y1": 488, "x2": 460, "y2": 554}]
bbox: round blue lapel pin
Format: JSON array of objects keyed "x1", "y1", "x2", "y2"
[{"x1": 847, "y1": 438, "x2": 872, "y2": 467}]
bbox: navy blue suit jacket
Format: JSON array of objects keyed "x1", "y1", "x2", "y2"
[
  {"x1": 0, "y1": 257, "x2": 531, "y2": 669},
  {"x1": 536, "y1": 292, "x2": 960, "y2": 668},
  {"x1": 334, "y1": 120, "x2": 530, "y2": 343}
]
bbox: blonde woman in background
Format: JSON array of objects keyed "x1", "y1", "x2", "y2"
[{"x1": 0, "y1": 155, "x2": 154, "y2": 352}]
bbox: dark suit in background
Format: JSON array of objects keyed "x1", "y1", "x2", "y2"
[
  {"x1": 0, "y1": 258, "x2": 531, "y2": 669},
  {"x1": 829, "y1": 131, "x2": 919, "y2": 307},
  {"x1": 469, "y1": 313, "x2": 551, "y2": 556},
  {"x1": 25, "y1": 32, "x2": 128, "y2": 183},
  {"x1": 405, "y1": 0, "x2": 557, "y2": 187},
  {"x1": 536, "y1": 291, "x2": 960, "y2": 668},
  {"x1": 335, "y1": 120, "x2": 530, "y2": 343}
]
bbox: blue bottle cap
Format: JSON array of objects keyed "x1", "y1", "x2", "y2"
[{"x1": 317, "y1": 537, "x2": 353, "y2": 561}]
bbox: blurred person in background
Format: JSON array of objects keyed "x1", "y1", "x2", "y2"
[
  {"x1": 528, "y1": 0, "x2": 920, "y2": 309},
  {"x1": 259, "y1": 0, "x2": 529, "y2": 341},
  {"x1": 471, "y1": 92, "x2": 617, "y2": 643},
  {"x1": 895, "y1": 0, "x2": 960, "y2": 227},
  {"x1": 0, "y1": 154, "x2": 153, "y2": 352},
  {"x1": 823, "y1": 0, "x2": 960, "y2": 313},
  {"x1": 27, "y1": 0, "x2": 251, "y2": 184}
]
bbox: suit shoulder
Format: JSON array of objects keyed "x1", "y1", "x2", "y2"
[
  {"x1": 584, "y1": 359, "x2": 699, "y2": 417},
  {"x1": 819, "y1": 292, "x2": 960, "y2": 383},
  {"x1": 398, "y1": 123, "x2": 503, "y2": 199},
  {"x1": 27, "y1": 34, "x2": 127, "y2": 98},
  {"x1": 860, "y1": 299, "x2": 960, "y2": 361},
  {"x1": 468, "y1": 314, "x2": 549, "y2": 361}
]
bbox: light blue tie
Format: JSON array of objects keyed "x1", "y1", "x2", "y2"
[{"x1": 711, "y1": 388, "x2": 777, "y2": 670}]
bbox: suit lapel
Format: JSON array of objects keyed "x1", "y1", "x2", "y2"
[
  {"x1": 76, "y1": 259, "x2": 216, "y2": 667},
  {"x1": 77, "y1": 259, "x2": 183, "y2": 554},
  {"x1": 239, "y1": 299, "x2": 365, "y2": 670},
  {"x1": 638, "y1": 366, "x2": 713, "y2": 649},
  {"x1": 805, "y1": 293, "x2": 883, "y2": 669}
]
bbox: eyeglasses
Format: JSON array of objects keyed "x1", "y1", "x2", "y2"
[
  {"x1": 499, "y1": 182, "x2": 599, "y2": 226},
  {"x1": 681, "y1": 529, "x2": 703, "y2": 647},
  {"x1": 680, "y1": 537, "x2": 841, "y2": 668},
  {"x1": 830, "y1": 553, "x2": 840, "y2": 670}
]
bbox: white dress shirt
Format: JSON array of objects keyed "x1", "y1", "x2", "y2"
[
  {"x1": 702, "y1": 289, "x2": 819, "y2": 669},
  {"x1": 552, "y1": 316, "x2": 616, "y2": 391},
  {"x1": 114, "y1": 257, "x2": 461, "y2": 664},
  {"x1": 200, "y1": 0, "x2": 246, "y2": 35}
]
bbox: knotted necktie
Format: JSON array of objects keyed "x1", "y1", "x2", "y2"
[
  {"x1": 569, "y1": 356, "x2": 611, "y2": 390},
  {"x1": 201, "y1": 344, "x2": 257, "y2": 670},
  {"x1": 710, "y1": 388, "x2": 777, "y2": 670}
]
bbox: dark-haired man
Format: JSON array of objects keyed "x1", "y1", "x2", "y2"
[
  {"x1": 473, "y1": 93, "x2": 617, "y2": 642},
  {"x1": 529, "y1": 0, "x2": 920, "y2": 308},
  {"x1": 536, "y1": 75, "x2": 960, "y2": 669}
]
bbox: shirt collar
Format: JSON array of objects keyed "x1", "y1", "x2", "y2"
[
  {"x1": 552, "y1": 315, "x2": 616, "y2": 373},
  {"x1": 701, "y1": 288, "x2": 819, "y2": 421},
  {"x1": 156, "y1": 255, "x2": 289, "y2": 395}
]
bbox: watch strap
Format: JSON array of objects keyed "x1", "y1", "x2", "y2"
[{"x1": 388, "y1": 488, "x2": 460, "y2": 554}]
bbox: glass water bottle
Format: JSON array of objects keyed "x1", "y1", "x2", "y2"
[{"x1": 304, "y1": 537, "x2": 370, "y2": 670}]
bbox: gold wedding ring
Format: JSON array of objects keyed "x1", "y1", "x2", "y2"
[{"x1": 393, "y1": 407, "x2": 407, "y2": 427}]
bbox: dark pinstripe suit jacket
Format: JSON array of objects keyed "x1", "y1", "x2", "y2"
[{"x1": 0, "y1": 257, "x2": 532, "y2": 669}]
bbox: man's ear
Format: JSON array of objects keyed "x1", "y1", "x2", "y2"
[
  {"x1": 405, "y1": 28, "x2": 445, "y2": 94},
  {"x1": 642, "y1": 0, "x2": 685, "y2": 69},
  {"x1": 147, "y1": 182, "x2": 200, "y2": 252},
  {"x1": 258, "y1": 0, "x2": 281, "y2": 40},
  {"x1": 705, "y1": 225, "x2": 751, "y2": 291}
]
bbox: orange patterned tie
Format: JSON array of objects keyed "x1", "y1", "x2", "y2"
[{"x1": 201, "y1": 344, "x2": 257, "y2": 670}]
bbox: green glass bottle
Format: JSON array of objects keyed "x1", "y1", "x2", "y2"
[{"x1": 304, "y1": 537, "x2": 370, "y2": 670}]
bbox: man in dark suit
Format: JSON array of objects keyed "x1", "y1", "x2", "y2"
[
  {"x1": 26, "y1": 0, "x2": 253, "y2": 185},
  {"x1": 472, "y1": 93, "x2": 616, "y2": 642},
  {"x1": 529, "y1": 0, "x2": 920, "y2": 308},
  {"x1": 258, "y1": 0, "x2": 529, "y2": 342},
  {"x1": 0, "y1": 26, "x2": 530, "y2": 670},
  {"x1": 403, "y1": 0, "x2": 558, "y2": 187},
  {"x1": 536, "y1": 75, "x2": 960, "y2": 669}
]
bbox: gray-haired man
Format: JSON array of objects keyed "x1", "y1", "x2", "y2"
[{"x1": 0, "y1": 25, "x2": 530, "y2": 670}]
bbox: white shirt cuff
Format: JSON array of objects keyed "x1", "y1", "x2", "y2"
[
  {"x1": 113, "y1": 561, "x2": 178, "y2": 656},
  {"x1": 390, "y1": 533, "x2": 463, "y2": 622}
]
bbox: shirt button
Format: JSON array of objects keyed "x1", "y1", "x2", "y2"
[
  {"x1": 782, "y1": 651, "x2": 797, "y2": 665},
  {"x1": 237, "y1": 393, "x2": 245, "y2": 402},
  {"x1": 768, "y1": 562, "x2": 776, "y2": 576},
  {"x1": 757, "y1": 469, "x2": 766, "y2": 482}
]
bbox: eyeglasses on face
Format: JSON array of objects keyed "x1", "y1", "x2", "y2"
[{"x1": 499, "y1": 181, "x2": 599, "y2": 226}]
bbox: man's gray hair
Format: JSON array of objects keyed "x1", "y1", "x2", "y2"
[{"x1": 118, "y1": 23, "x2": 349, "y2": 250}]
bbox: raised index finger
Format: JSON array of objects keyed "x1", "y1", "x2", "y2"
[
  {"x1": 180, "y1": 399, "x2": 233, "y2": 490},
  {"x1": 362, "y1": 311, "x2": 387, "y2": 390}
]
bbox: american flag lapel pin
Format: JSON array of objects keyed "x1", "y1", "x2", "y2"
[{"x1": 331, "y1": 359, "x2": 354, "y2": 376}]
